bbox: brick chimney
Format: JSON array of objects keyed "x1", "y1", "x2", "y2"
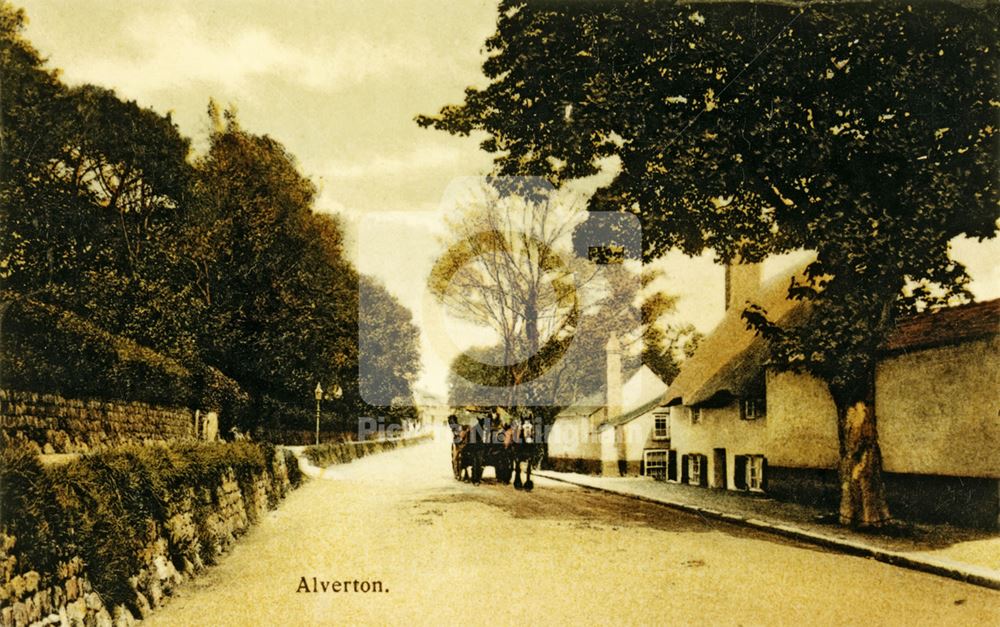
[
  {"x1": 725, "y1": 261, "x2": 763, "y2": 311},
  {"x1": 603, "y1": 332, "x2": 622, "y2": 426}
]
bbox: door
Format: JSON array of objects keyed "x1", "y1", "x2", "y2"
[{"x1": 713, "y1": 448, "x2": 727, "y2": 489}]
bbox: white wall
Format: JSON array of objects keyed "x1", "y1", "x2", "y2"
[
  {"x1": 548, "y1": 415, "x2": 600, "y2": 461},
  {"x1": 762, "y1": 336, "x2": 1000, "y2": 480},
  {"x1": 765, "y1": 370, "x2": 839, "y2": 469},
  {"x1": 877, "y1": 336, "x2": 1000, "y2": 478},
  {"x1": 669, "y1": 403, "x2": 768, "y2": 488}
]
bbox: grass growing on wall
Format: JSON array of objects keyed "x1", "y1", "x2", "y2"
[
  {"x1": 303, "y1": 432, "x2": 432, "y2": 468},
  {"x1": 0, "y1": 440, "x2": 292, "y2": 612}
]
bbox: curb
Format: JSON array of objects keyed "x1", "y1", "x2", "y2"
[{"x1": 535, "y1": 471, "x2": 1000, "y2": 591}]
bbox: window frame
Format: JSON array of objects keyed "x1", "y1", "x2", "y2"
[
  {"x1": 643, "y1": 449, "x2": 669, "y2": 481},
  {"x1": 652, "y1": 413, "x2": 670, "y2": 440},
  {"x1": 741, "y1": 397, "x2": 766, "y2": 421},
  {"x1": 687, "y1": 406, "x2": 703, "y2": 424},
  {"x1": 746, "y1": 455, "x2": 765, "y2": 492}
]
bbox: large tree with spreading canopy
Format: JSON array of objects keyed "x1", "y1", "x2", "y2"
[{"x1": 418, "y1": 0, "x2": 999, "y2": 526}]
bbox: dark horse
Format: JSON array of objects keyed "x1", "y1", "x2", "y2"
[{"x1": 505, "y1": 420, "x2": 543, "y2": 491}]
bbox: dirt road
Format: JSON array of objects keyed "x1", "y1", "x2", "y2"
[{"x1": 147, "y1": 439, "x2": 998, "y2": 626}]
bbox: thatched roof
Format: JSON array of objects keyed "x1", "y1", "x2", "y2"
[
  {"x1": 666, "y1": 262, "x2": 1000, "y2": 409},
  {"x1": 664, "y1": 262, "x2": 809, "y2": 407}
]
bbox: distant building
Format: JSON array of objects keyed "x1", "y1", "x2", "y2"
[
  {"x1": 664, "y1": 261, "x2": 1000, "y2": 529},
  {"x1": 547, "y1": 333, "x2": 669, "y2": 476},
  {"x1": 412, "y1": 389, "x2": 451, "y2": 429}
]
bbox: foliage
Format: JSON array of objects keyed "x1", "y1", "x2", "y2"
[
  {"x1": 283, "y1": 448, "x2": 303, "y2": 488},
  {"x1": 2, "y1": 298, "x2": 193, "y2": 406},
  {"x1": 419, "y1": 0, "x2": 998, "y2": 525},
  {"x1": 0, "y1": 443, "x2": 66, "y2": 583},
  {"x1": 419, "y1": 0, "x2": 998, "y2": 401},
  {"x1": 1, "y1": 4, "x2": 423, "y2": 436},
  {"x1": 358, "y1": 275, "x2": 421, "y2": 422},
  {"x1": 0, "y1": 440, "x2": 290, "y2": 611},
  {"x1": 0, "y1": 297, "x2": 247, "y2": 417}
]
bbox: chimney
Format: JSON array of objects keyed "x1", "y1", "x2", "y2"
[
  {"x1": 725, "y1": 260, "x2": 763, "y2": 311},
  {"x1": 603, "y1": 332, "x2": 622, "y2": 426}
]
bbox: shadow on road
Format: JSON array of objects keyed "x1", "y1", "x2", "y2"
[{"x1": 421, "y1": 479, "x2": 831, "y2": 553}]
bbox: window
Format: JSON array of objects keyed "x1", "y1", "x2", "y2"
[
  {"x1": 687, "y1": 406, "x2": 703, "y2": 424},
  {"x1": 747, "y1": 455, "x2": 765, "y2": 491},
  {"x1": 653, "y1": 413, "x2": 669, "y2": 440},
  {"x1": 741, "y1": 397, "x2": 766, "y2": 420},
  {"x1": 644, "y1": 449, "x2": 668, "y2": 481},
  {"x1": 735, "y1": 455, "x2": 766, "y2": 492},
  {"x1": 688, "y1": 454, "x2": 703, "y2": 486}
]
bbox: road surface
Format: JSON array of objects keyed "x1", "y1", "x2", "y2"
[{"x1": 147, "y1": 439, "x2": 998, "y2": 626}]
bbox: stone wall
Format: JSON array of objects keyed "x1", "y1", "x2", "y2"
[
  {"x1": 0, "y1": 390, "x2": 195, "y2": 454},
  {"x1": 302, "y1": 433, "x2": 432, "y2": 468},
  {"x1": 0, "y1": 450, "x2": 294, "y2": 627}
]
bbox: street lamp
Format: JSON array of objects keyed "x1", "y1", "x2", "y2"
[
  {"x1": 314, "y1": 383, "x2": 323, "y2": 446},
  {"x1": 315, "y1": 382, "x2": 343, "y2": 445}
]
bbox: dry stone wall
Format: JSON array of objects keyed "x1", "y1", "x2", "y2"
[
  {"x1": 0, "y1": 451, "x2": 295, "y2": 627},
  {"x1": 0, "y1": 390, "x2": 194, "y2": 454}
]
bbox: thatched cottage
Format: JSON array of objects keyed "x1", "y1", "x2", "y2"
[{"x1": 664, "y1": 262, "x2": 1000, "y2": 528}]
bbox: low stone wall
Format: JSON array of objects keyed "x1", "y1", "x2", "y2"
[
  {"x1": 0, "y1": 444, "x2": 300, "y2": 626},
  {"x1": 303, "y1": 433, "x2": 432, "y2": 467},
  {"x1": 0, "y1": 390, "x2": 194, "y2": 454}
]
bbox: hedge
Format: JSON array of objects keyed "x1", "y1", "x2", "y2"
[
  {"x1": 0, "y1": 440, "x2": 292, "y2": 611},
  {"x1": 1, "y1": 298, "x2": 246, "y2": 412},
  {"x1": 303, "y1": 432, "x2": 432, "y2": 468}
]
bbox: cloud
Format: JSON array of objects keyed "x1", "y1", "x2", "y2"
[
  {"x1": 57, "y1": 10, "x2": 429, "y2": 99},
  {"x1": 321, "y1": 143, "x2": 465, "y2": 181}
]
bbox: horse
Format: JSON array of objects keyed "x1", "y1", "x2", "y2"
[{"x1": 506, "y1": 419, "x2": 542, "y2": 491}]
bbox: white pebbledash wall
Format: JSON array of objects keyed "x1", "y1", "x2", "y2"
[
  {"x1": 876, "y1": 335, "x2": 1000, "y2": 478},
  {"x1": 763, "y1": 335, "x2": 1000, "y2": 479},
  {"x1": 670, "y1": 403, "x2": 768, "y2": 488}
]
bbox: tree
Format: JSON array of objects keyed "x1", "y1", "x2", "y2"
[
  {"x1": 432, "y1": 181, "x2": 689, "y2": 417},
  {"x1": 188, "y1": 107, "x2": 359, "y2": 415},
  {"x1": 1, "y1": 4, "x2": 199, "y2": 360},
  {"x1": 429, "y1": 181, "x2": 589, "y2": 409},
  {"x1": 359, "y1": 274, "x2": 422, "y2": 425},
  {"x1": 418, "y1": 1, "x2": 998, "y2": 527}
]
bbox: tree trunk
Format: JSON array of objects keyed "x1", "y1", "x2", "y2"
[{"x1": 834, "y1": 390, "x2": 891, "y2": 528}]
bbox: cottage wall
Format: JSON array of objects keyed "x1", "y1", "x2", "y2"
[
  {"x1": 599, "y1": 428, "x2": 619, "y2": 475},
  {"x1": 669, "y1": 403, "x2": 768, "y2": 488},
  {"x1": 760, "y1": 337, "x2": 1000, "y2": 527},
  {"x1": 546, "y1": 415, "x2": 600, "y2": 473},
  {"x1": 626, "y1": 413, "x2": 663, "y2": 459},
  {"x1": 876, "y1": 336, "x2": 1000, "y2": 478},
  {"x1": 764, "y1": 337, "x2": 1000, "y2": 478},
  {"x1": 765, "y1": 371, "x2": 839, "y2": 469}
]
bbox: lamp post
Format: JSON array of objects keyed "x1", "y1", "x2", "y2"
[
  {"x1": 314, "y1": 382, "x2": 323, "y2": 445},
  {"x1": 315, "y1": 382, "x2": 343, "y2": 445}
]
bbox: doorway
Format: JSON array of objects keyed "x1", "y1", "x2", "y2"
[{"x1": 712, "y1": 448, "x2": 727, "y2": 489}]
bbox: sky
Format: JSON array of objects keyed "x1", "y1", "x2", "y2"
[{"x1": 16, "y1": 0, "x2": 999, "y2": 398}]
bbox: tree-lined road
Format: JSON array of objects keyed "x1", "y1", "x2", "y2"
[{"x1": 146, "y1": 440, "x2": 997, "y2": 625}]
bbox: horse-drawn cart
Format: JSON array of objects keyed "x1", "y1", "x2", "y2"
[{"x1": 449, "y1": 410, "x2": 543, "y2": 490}]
